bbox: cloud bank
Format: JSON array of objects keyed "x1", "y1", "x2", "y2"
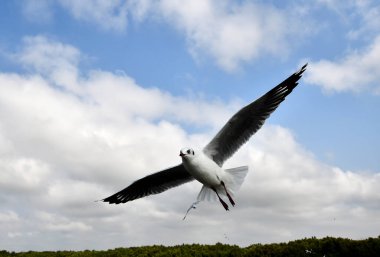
[
  {"x1": 306, "y1": 0, "x2": 380, "y2": 94},
  {"x1": 21, "y1": 0, "x2": 309, "y2": 72},
  {"x1": 1, "y1": 36, "x2": 379, "y2": 251},
  {"x1": 306, "y1": 35, "x2": 380, "y2": 94},
  {"x1": 154, "y1": 0, "x2": 297, "y2": 72},
  {"x1": 19, "y1": 0, "x2": 380, "y2": 92}
]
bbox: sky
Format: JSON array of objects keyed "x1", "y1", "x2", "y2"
[{"x1": 0, "y1": 0, "x2": 380, "y2": 252}]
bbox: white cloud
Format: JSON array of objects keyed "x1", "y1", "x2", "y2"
[
  {"x1": 19, "y1": 0, "x2": 380, "y2": 80},
  {"x1": 305, "y1": 35, "x2": 380, "y2": 94},
  {"x1": 19, "y1": 0, "x2": 310, "y2": 72},
  {"x1": 58, "y1": 0, "x2": 129, "y2": 32},
  {"x1": 1, "y1": 36, "x2": 379, "y2": 251},
  {"x1": 155, "y1": 0, "x2": 300, "y2": 72},
  {"x1": 17, "y1": 36, "x2": 80, "y2": 72},
  {"x1": 0, "y1": 157, "x2": 50, "y2": 194},
  {"x1": 127, "y1": 0, "x2": 151, "y2": 22},
  {"x1": 37, "y1": 212, "x2": 92, "y2": 232},
  {"x1": 0, "y1": 211, "x2": 19, "y2": 223},
  {"x1": 303, "y1": 1, "x2": 380, "y2": 95},
  {"x1": 15, "y1": 35, "x2": 81, "y2": 94}
]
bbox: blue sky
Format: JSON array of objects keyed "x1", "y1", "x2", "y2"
[{"x1": 0, "y1": 0, "x2": 379, "y2": 252}]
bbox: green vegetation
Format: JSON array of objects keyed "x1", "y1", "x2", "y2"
[{"x1": 1, "y1": 236, "x2": 379, "y2": 257}]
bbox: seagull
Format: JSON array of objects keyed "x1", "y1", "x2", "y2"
[{"x1": 102, "y1": 64, "x2": 307, "y2": 211}]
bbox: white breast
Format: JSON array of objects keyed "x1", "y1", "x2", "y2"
[{"x1": 182, "y1": 151, "x2": 223, "y2": 187}]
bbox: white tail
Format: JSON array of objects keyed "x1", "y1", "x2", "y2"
[
  {"x1": 223, "y1": 165, "x2": 248, "y2": 196},
  {"x1": 197, "y1": 166, "x2": 248, "y2": 202}
]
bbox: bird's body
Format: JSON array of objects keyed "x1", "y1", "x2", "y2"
[
  {"x1": 102, "y1": 64, "x2": 308, "y2": 211},
  {"x1": 179, "y1": 148, "x2": 244, "y2": 210},
  {"x1": 180, "y1": 148, "x2": 222, "y2": 187}
]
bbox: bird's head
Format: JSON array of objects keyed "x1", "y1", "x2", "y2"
[{"x1": 179, "y1": 147, "x2": 195, "y2": 158}]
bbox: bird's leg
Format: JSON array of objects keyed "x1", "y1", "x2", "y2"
[
  {"x1": 221, "y1": 181, "x2": 235, "y2": 207},
  {"x1": 212, "y1": 187, "x2": 229, "y2": 211}
]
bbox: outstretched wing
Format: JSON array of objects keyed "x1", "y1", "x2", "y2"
[
  {"x1": 203, "y1": 64, "x2": 307, "y2": 166},
  {"x1": 103, "y1": 164, "x2": 194, "y2": 204}
]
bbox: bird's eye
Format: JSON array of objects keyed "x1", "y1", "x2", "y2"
[
  {"x1": 187, "y1": 149, "x2": 191, "y2": 154},
  {"x1": 192, "y1": 150, "x2": 195, "y2": 155}
]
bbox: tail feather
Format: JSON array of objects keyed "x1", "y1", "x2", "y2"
[
  {"x1": 224, "y1": 165, "x2": 248, "y2": 196},
  {"x1": 196, "y1": 165, "x2": 248, "y2": 202}
]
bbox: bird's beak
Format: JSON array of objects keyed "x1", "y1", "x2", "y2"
[{"x1": 179, "y1": 152, "x2": 185, "y2": 157}]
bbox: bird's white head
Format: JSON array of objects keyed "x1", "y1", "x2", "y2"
[{"x1": 179, "y1": 147, "x2": 195, "y2": 158}]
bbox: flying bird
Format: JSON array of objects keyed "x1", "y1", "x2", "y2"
[{"x1": 102, "y1": 64, "x2": 307, "y2": 211}]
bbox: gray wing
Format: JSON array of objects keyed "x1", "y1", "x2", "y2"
[
  {"x1": 203, "y1": 64, "x2": 307, "y2": 166},
  {"x1": 103, "y1": 164, "x2": 194, "y2": 204}
]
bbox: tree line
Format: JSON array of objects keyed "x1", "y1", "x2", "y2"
[{"x1": 1, "y1": 236, "x2": 379, "y2": 257}]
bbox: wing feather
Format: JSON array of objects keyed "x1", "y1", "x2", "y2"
[
  {"x1": 103, "y1": 164, "x2": 194, "y2": 204},
  {"x1": 203, "y1": 64, "x2": 307, "y2": 166}
]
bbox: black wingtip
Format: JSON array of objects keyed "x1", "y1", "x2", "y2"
[
  {"x1": 277, "y1": 63, "x2": 307, "y2": 92},
  {"x1": 102, "y1": 197, "x2": 117, "y2": 204},
  {"x1": 296, "y1": 63, "x2": 308, "y2": 76},
  {"x1": 95, "y1": 198, "x2": 118, "y2": 204},
  {"x1": 102, "y1": 194, "x2": 127, "y2": 204},
  {"x1": 99, "y1": 195, "x2": 114, "y2": 204}
]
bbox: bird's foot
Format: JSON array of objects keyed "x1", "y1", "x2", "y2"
[
  {"x1": 221, "y1": 181, "x2": 235, "y2": 207},
  {"x1": 226, "y1": 193, "x2": 235, "y2": 207},
  {"x1": 219, "y1": 198, "x2": 229, "y2": 211},
  {"x1": 213, "y1": 186, "x2": 229, "y2": 211}
]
